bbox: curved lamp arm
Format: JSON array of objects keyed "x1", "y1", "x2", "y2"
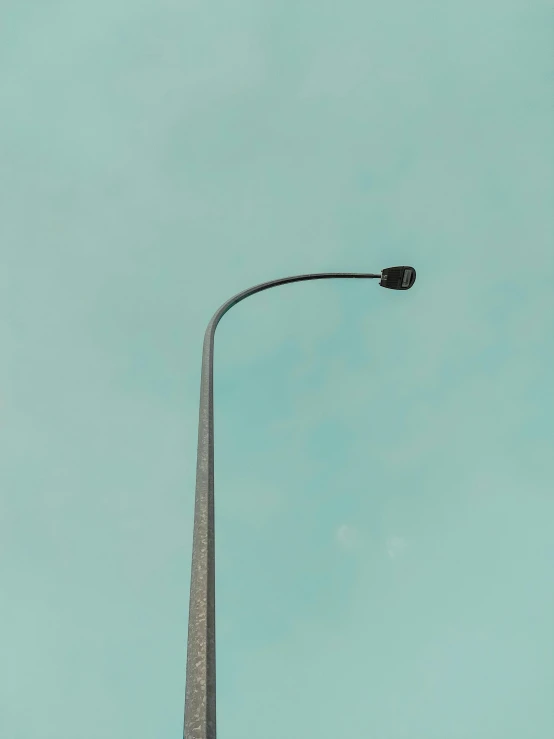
[{"x1": 183, "y1": 269, "x2": 414, "y2": 739}]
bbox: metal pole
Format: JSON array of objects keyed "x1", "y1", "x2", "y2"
[{"x1": 184, "y1": 272, "x2": 382, "y2": 739}]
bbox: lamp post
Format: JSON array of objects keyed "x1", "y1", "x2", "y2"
[{"x1": 183, "y1": 266, "x2": 417, "y2": 739}]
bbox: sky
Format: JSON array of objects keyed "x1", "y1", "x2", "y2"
[{"x1": 0, "y1": 1, "x2": 553, "y2": 738}]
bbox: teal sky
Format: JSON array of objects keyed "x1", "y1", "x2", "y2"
[{"x1": 1, "y1": 1, "x2": 553, "y2": 737}]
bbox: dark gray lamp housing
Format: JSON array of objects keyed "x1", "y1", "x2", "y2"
[{"x1": 380, "y1": 266, "x2": 416, "y2": 290}]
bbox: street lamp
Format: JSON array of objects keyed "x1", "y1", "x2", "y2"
[{"x1": 183, "y1": 266, "x2": 417, "y2": 739}]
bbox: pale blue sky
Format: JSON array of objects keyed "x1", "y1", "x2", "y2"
[{"x1": 1, "y1": 1, "x2": 553, "y2": 738}]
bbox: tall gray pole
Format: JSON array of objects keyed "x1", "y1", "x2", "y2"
[{"x1": 184, "y1": 272, "x2": 382, "y2": 739}]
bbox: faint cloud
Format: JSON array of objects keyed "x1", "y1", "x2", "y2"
[
  {"x1": 335, "y1": 524, "x2": 360, "y2": 552},
  {"x1": 386, "y1": 536, "x2": 407, "y2": 559},
  {"x1": 123, "y1": 518, "x2": 141, "y2": 531}
]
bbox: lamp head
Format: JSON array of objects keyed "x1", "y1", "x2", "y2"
[{"x1": 380, "y1": 266, "x2": 416, "y2": 290}]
